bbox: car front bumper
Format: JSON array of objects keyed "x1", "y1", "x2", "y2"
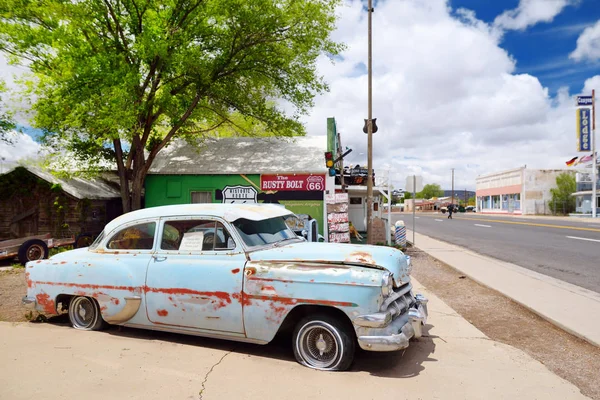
[{"x1": 355, "y1": 293, "x2": 428, "y2": 352}]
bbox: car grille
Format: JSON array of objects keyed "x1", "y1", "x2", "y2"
[{"x1": 381, "y1": 282, "x2": 415, "y2": 316}]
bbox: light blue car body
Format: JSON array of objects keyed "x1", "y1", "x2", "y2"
[{"x1": 24, "y1": 204, "x2": 426, "y2": 351}]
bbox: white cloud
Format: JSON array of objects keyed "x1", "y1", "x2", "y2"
[
  {"x1": 494, "y1": 0, "x2": 577, "y2": 31},
  {"x1": 0, "y1": 55, "x2": 36, "y2": 125},
  {"x1": 582, "y1": 75, "x2": 600, "y2": 96},
  {"x1": 570, "y1": 20, "x2": 600, "y2": 61},
  {"x1": 0, "y1": 130, "x2": 42, "y2": 171},
  {"x1": 303, "y1": 0, "x2": 584, "y2": 191}
]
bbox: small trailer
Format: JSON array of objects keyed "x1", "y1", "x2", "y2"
[{"x1": 0, "y1": 233, "x2": 79, "y2": 265}]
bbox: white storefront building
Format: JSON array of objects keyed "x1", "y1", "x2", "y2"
[
  {"x1": 475, "y1": 167, "x2": 572, "y2": 215},
  {"x1": 573, "y1": 166, "x2": 600, "y2": 215}
]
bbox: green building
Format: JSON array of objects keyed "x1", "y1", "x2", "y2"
[{"x1": 145, "y1": 136, "x2": 331, "y2": 235}]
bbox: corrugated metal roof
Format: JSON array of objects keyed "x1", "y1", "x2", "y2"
[
  {"x1": 149, "y1": 136, "x2": 328, "y2": 175},
  {"x1": 24, "y1": 166, "x2": 121, "y2": 200}
]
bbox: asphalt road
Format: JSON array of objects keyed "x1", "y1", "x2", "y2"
[{"x1": 392, "y1": 212, "x2": 600, "y2": 294}]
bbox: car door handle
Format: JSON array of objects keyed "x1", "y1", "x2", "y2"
[{"x1": 153, "y1": 255, "x2": 167, "y2": 262}]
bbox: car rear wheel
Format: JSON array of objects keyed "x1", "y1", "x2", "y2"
[
  {"x1": 68, "y1": 296, "x2": 105, "y2": 331},
  {"x1": 292, "y1": 314, "x2": 355, "y2": 371}
]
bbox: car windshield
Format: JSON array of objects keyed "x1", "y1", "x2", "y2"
[
  {"x1": 232, "y1": 216, "x2": 299, "y2": 248},
  {"x1": 89, "y1": 231, "x2": 105, "y2": 250}
]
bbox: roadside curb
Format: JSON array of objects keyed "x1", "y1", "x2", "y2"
[{"x1": 406, "y1": 229, "x2": 600, "y2": 348}]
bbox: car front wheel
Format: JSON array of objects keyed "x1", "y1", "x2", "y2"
[
  {"x1": 292, "y1": 314, "x2": 355, "y2": 371},
  {"x1": 68, "y1": 296, "x2": 105, "y2": 331}
]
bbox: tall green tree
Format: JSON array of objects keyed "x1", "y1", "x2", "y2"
[
  {"x1": 417, "y1": 183, "x2": 444, "y2": 199},
  {"x1": 0, "y1": 80, "x2": 15, "y2": 143},
  {"x1": 0, "y1": 0, "x2": 342, "y2": 211},
  {"x1": 549, "y1": 172, "x2": 576, "y2": 215}
]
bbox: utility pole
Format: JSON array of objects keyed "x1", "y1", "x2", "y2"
[
  {"x1": 366, "y1": 0, "x2": 374, "y2": 243},
  {"x1": 451, "y1": 168, "x2": 455, "y2": 206}
]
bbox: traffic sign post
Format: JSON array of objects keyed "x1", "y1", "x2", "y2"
[{"x1": 406, "y1": 175, "x2": 423, "y2": 245}]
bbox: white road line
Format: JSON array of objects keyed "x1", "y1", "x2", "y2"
[
  {"x1": 566, "y1": 236, "x2": 600, "y2": 243},
  {"x1": 414, "y1": 217, "x2": 420, "y2": 219},
  {"x1": 435, "y1": 219, "x2": 443, "y2": 222},
  {"x1": 474, "y1": 224, "x2": 492, "y2": 228}
]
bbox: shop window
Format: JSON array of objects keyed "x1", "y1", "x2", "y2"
[
  {"x1": 350, "y1": 197, "x2": 362, "y2": 205},
  {"x1": 492, "y1": 195, "x2": 501, "y2": 209},
  {"x1": 191, "y1": 191, "x2": 212, "y2": 203}
]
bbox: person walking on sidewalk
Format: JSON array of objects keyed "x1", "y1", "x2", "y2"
[{"x1": 447, "y1": 203, "x2": 454, "y2": 219}]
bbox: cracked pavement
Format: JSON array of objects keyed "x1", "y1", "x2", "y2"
[
  {"x1": 198, "y1": 350, "x2": 234, "y2": 400},
  {"x1": 0, "y1": 280, "x2": 590, "y2": 400}
]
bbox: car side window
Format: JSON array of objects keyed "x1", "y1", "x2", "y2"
[
  {"x1": 106, "y1": 222, "x2": 156, "y2": 250},
  {"x1": 160, "y1": 220, "x2": 236, "y2": 251}
]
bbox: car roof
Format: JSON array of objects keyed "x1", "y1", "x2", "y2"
[{"x1": 103, "y1": 203, "x2": 293, "y2": 233}]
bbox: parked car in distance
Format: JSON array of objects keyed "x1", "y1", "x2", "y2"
[
  {"x1": 23, "y1": 204, "x2": 428, "y2": 371},
  {"x1": 465, "y1": 206, "x2": 476, "y2": 212}
]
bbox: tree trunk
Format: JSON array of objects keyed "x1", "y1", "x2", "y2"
[
  {"x1": 113, "y1": 139, "x2": 132, "y2": 213},
  {"x1": 130, "y1": 166, "x2": 146, "y2": 211}
]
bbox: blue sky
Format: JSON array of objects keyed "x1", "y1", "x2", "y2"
[
  {"x1": 452, "y1": 0, "x2": 600, "y2": 95},
  {"x1": 2, "y1": 0, "x2": 600, "y2": 191}
]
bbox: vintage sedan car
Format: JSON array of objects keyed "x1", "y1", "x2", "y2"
[{"x1": 23, "y1": 204, "x2": 428, "y2": 371}]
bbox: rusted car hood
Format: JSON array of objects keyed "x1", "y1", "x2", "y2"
[{"x1": 249, "y1": 242, "x2": 411, "y2": 285}]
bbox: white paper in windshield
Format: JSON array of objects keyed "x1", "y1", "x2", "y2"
[{"x1": 179, "y1": 231, "x2": 205, "y2": 251}]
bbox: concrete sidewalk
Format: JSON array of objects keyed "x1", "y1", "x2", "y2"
[
  {"x1": 0, "y1": 279, "x2": 589, "y2": 400},
  {"x1": 408, "y1": 229, "x2": 600, "y2": 348}
]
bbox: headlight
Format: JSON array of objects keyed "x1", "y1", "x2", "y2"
[{"x1": 381, "y1": 272, "x2": 394, "y2": 297}]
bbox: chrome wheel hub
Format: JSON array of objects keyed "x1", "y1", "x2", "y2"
[
  {"x1": 297, "y1": 322, "x2": 341, "y2": 369},
  {"x1": 316, "y1": 334, "x2": 327, "y2": 355},
  {"x1": 70, "y1": 297, "x2": 96, "y2": 329}
]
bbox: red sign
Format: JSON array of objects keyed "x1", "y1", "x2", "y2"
[{"x1": 261, "y1": 174, "x2": 325, "y2": 191}]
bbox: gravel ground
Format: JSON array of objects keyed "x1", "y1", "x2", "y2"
[
  {"x1": 0, "y1": 269, "x2": 30, "y2": 322},
  {"x1": 408, "y1": 247, "x2": 600, "y2": 400}
]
